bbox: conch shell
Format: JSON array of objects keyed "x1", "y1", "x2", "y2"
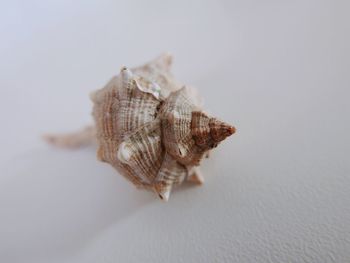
[{"x1": 45, "y1": 54, "x2": 235, "y2": 201}]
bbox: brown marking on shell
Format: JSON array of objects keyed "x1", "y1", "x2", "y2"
[
  {"x1": 209, "y1": 118, "x2": 236, "y2": 145},
  {"x1": 191, "y1": 111, "x2": 236, "y2": 149}
]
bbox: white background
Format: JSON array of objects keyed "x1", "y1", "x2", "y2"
[{"x1": 1, "y1": 0, "x2": 350, "y2": 262}]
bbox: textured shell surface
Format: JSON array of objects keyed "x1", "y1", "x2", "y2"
[{"x1": 90, "y1": 54, "x2": 235, "y2": 201}]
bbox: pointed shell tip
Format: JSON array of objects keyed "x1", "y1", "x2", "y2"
[{"x1": 159, "y1": 190, "x2": 170, "y2": 202}]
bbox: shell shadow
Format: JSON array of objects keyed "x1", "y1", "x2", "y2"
[{"x1": 0, "y1": 146, "x2": 154, "y2": 262}]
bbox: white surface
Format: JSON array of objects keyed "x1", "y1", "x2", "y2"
[{"x1": 1, "y1": 0, "x2": 350, "y2": 262}]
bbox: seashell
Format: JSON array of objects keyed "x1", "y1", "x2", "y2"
[{"x1": 45, "y1": 54, "x2": 236, "y2": 201}]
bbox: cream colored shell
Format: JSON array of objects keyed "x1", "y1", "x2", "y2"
[
  {"x1": 45, "y1": 54, "x2": 235, "y2": 201},
  {"x1": 90, "y1": 54, "x2": 235, "y2": 201}
]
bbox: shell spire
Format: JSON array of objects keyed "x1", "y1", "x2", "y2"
[
  {"x1": 191, "y1": 111, "x2": 235, "y2": 149},
  {"x1": 209, "y1": 118, "x2": 236, "y2": 145}
]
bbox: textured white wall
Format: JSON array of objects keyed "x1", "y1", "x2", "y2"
[{"x1": 1, "y1": 0, "x2": 350, "y2": 262}]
